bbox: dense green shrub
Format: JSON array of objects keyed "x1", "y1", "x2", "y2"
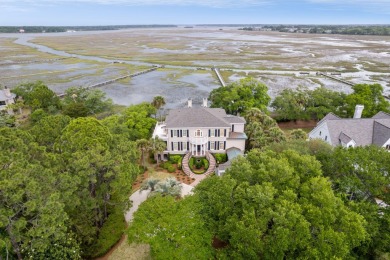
[
  {"x1": 169, "y1": 155, "x2": 182, "y2": 164},
  {"x1": 189, "y1": 157, "x2": 195, "y2": 170},
  {"x1": 178, "y1": 156, "x2": 183, "y2": 170},
  {"x1": 167, "y1": 165, "x2": 176, "y2": 173},
  {"x1": 84, "y1": 209, "x2": 126, "y2": 258},
  {"x1": 203, "y1": 158, "x2": 209, "y2": 170},
  {"x1": 214, "y1": 153, "x2": 227, "y2": 163},
  {"x1": 189, "y1": 157, "x2": 209, "y2": 174},
  {"x1": 162, "y1": 161, "x2": 172, "y2": 170}
]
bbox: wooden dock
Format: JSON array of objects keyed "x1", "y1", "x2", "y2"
[
  {"x1": 318, "y1": 72, "x2": 355, "y2": 86},
  {"x1": 57, "y1": 66, "x2": 160, "y2": 97},
  {"x1": 212, "y1": 67, "x2": 227, "y2": 87}
]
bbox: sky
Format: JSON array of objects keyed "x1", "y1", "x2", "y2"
[{"x1": 0, "y1": 0, "x2": 390, "y2": 26}]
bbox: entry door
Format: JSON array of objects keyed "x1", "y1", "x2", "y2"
[{"x1": 197, "y1": 145, "x2": 201, "y2": 152}]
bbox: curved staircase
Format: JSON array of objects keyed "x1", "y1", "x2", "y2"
[{"x1": 182, "y1": 152, "x2": 217, "y2": 178}]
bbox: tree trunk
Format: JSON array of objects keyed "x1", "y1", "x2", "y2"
[{"x1": 6, "y1": 225, "x2": 22, "y2": 260}]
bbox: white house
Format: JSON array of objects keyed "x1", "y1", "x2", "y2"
[
  {"x1": 153, "y1": 99, "x2": 247, "y2": 160},
  {"x1": 0, "y1": 87, "x2": 15, "y2": 111},
  {"x1": 309, "y1": 105, "x2": 390, "y2": 149}
]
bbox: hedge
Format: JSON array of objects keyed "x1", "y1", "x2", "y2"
[{"x1": 84, "y1": 209, "x2": 126, "y2": 258}]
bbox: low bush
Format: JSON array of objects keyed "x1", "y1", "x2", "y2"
[
  {"x1": 214, "y1": 153, "x2": 228, "y2": 163},
  {"x1": 84, "y1": 209, "x2": 126, "y2": 258},
  {"x1": 162, "y1": 161, "x2": 172, "y2": 170},
  {"x1": 177, "y1": 156, "x2": 183, "y2": 170},
  {"x1": 167, "y1": 165, "x2": 176, "y2": 173},
  {"x1": 203, "y1": 158, "x2": 209, "y2": 170},
  {"x1": 169, "y1": 155, "x2": 182, "y2": 164}
]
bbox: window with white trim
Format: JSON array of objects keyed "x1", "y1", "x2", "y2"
[
  {"x1": 183, "y1": 130, "x2": 187, "y2": 137},
  {"x1": 219, "y1": 141, "x2": 224, "y2": 150},
  {"x1": 210, "y1": 129, "x2": 215, "y2": 137},
  {"x1": 210, "y1": 141, "x2": 215, "y2": 150},
  {"x1": 173, "y1": 130, "x2": 177, "y2": 137},
  {"x1": 195, "y1": 129, "x2": 203, "y2": 137},
  {"x1": 183, "y1": 142, "x2": 187, "y2": 151},
  {"x1": 173, "y1": 142, "x2": 178, "y2": 151}
]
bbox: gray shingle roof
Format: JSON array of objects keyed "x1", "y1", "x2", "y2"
[
  {"x1": 165, "y1": 107, "x2": 244, "y2": 128},
  {"x1": 339, "y1": 132, "x2": 353, "y2": 144},
  {"x1": 0, "y1": 90, "x2": 15, "y2": 101},
  {"x1": 320, "y1": 112, "x2": 390, "y2": 147},
  {"x1": 317, "y1": 112, "x2": 340, "y2": 126},
  {"x1": 372, "y1": 111, "x2": 390, "y2": 119},
  {"x1": 373, "y1": 120, "x2": 390, "y2": 146},
  {"x1": 228, "y1": 132, "x2": 248, "y2": 139}
]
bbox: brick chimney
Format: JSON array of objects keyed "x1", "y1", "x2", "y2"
[{"x1": 353, "y1": 105, "x2": 364, "y2": 119}]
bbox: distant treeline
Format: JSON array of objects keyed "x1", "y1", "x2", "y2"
[
  {"x1": 236, "y1": 24, "x2": 390, "y2": 36},
  {"x1": 0, "y1": 25, "x2": 177, "y2": 33}
]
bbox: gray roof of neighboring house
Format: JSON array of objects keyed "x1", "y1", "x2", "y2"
[
  {"x1": 339, "y1": 132, "x2": 353, "y2": 144},
  {"x1": 317, "y1": 112, "x2": 340, "y2": 125},
  {"x1": 372, "y1": 111, "x2": 390, "y2": 119},
  {"x1": 0, "y1": 90, "x2": 15, "y2": 101},
  {"x1": 373, "y1": 120, "x2": 390, "y2": 146},
  {"x1": 319, "y1": 112, "x2": 390, "y2": 146},
  {"x1": 165, "y1": 107, "x2": 245, "y2": 128}
]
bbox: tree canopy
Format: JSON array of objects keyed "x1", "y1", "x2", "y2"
[
  {"x1": 209, "y1": 77, "x2": 270, "y2": 115},
  {"x1": 271, "y1": 86, "x2": 347, "y2": 121},
  {"x1": 11, "y1": 81, "x2": 61, "y2": 112},
  {"x1": 195, "y1": 149, "x2": 367, "y2": 259},
  {"x1": 345, "y1": 83, "x2": 390, "y2": 118}
]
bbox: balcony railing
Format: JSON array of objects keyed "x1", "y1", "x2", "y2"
[{"x1": 190, "y1": 136, "x2": 208, "y2": 145}]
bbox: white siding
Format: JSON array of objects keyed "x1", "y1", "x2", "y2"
[
  {"x1": 308, "y1": 122, "x2": 332, "y2": 145},
  {"x1": 231, "y1": 123, "x2": 245, "y2": 133},
  {"x1": 226, "y1": 139, "x2": 246, "y2": 152}
]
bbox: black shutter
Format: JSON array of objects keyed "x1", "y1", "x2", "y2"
[
  {"x1": 187, "y1": 129, "x2": 189, "y2": 137},
  {"x1": 217, "y1": 142, "x2": 219, "y2": 150},
  {"x1": 208, "y1": 129, "x2": 211, "y2": 137},
  {"x1": 224, "y1": 141, "x2": 226, "y2": 150},
  {"x1": 218, "y1": 129, "x2": 220, "y2": 137},
  {"x1": 180, "y1": 130, "x2": 182, "y2": 137},
  {"x1": 208, "y1": 141, "x2": 210, "y2": 150},
  {"x1": 171, "y1": 130, "x2": 173, "y2": 137},
  {"x1": 187, "y1": 142, "x2": 189, "y2": 151},
  {"x1": 224, "y1": 129, "x2": 227, "y2": 137},
  {"x1": 171, "y1": 142, "x2": 173, "y2": 150}
]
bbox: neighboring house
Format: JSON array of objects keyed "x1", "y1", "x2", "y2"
[
  {"x1": 153, "y1": 99, "x2": 247, "y2": 160},
  {"x1": 309, "y1": 105, "x2": 390, "y2": 149},
  {"x1": 0, "y1": 87, "x2": 15, "y2": 111}
]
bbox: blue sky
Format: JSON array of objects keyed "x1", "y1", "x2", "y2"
[{"x1": 0, "y1": 0, "x2": 389, "y2": 26}]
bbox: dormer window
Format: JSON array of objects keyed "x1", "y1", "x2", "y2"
[{"x1": 195, "y1": 129, "x2": 203, "y2": 137}]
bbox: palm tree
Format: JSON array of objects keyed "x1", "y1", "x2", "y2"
[
  {"x1": 153, "y1": 177, "x2": 182, "y2": 198},
  {"x1": 150, "y1": 136, "x2": 166, "y2": 165},
  {"x1": 151, "y1": 96, "x2": 166, "y2": 120},
  {"x1": 136, "y1": 139, "x2": 151, "y2": 169},
  {"x1": 140, "y1": 178, "x2": 160, "y2": 192}
]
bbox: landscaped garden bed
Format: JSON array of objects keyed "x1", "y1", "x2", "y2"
[{"x1": 189, "y1": 157, "x2": 209, "y2": 174}]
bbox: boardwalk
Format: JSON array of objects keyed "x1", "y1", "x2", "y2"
[
  {"x1": 318, "y1": 72, "x2": 355, "y2": 86},
  {"x1": 212, "y1": 67, "x2": 227, "y2": 87},
  {"x1": 57, "y1": 66, "x2": 160, "y2": 97}
]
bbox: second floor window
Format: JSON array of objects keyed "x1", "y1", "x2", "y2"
[{"x1": 195, "y1": 129, "x2": 203, "y2": 137}]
